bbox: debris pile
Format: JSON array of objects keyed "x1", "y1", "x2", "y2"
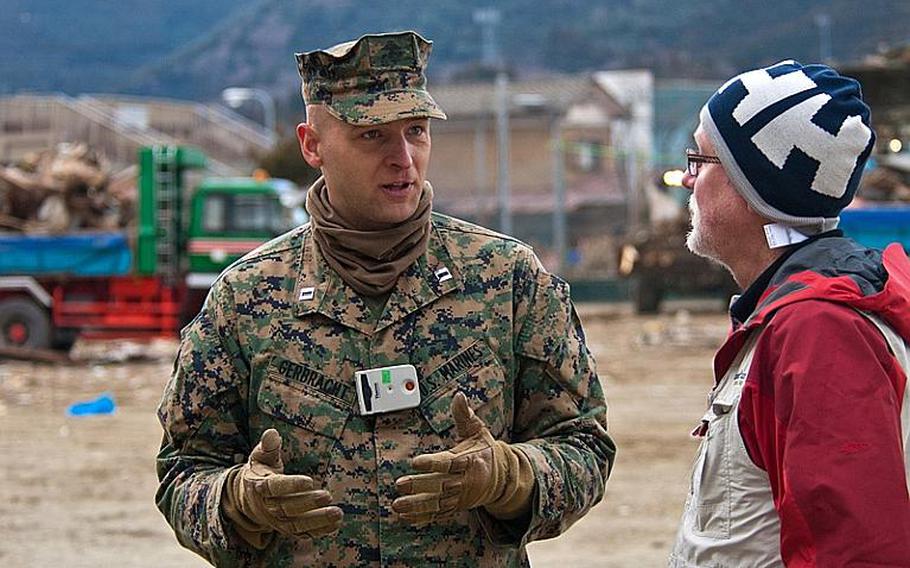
[
  {"x1": 860, "y1": 161, "x2": 910, "y2": 202},
  {"x1": 0, "y1": 143, "x2": 135, "y2": 233}
]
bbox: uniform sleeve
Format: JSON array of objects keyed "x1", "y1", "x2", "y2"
[
  {"x1": 738, "y1": 302, "x2": 910, "y2": 567},
  {"x1": 155, "y1": 278, "x2": 263, "y2": 566},
  {"x1": 476, "y1": 250, "x2": 616, "y2": 545}
]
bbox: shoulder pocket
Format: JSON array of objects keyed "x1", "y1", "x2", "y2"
[
  {"x1": 419, "y1": 341, "x2": 508, "y2": 439},
  {"x1": 517, "y1": 271, "x2": 573, "y2": 363}
]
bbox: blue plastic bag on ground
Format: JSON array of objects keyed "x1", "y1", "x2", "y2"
[{"x1": 67, "y1": 393, "x2": 117, "y2": 417}]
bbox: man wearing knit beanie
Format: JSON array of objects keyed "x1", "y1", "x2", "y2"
[{"x1": 669, "y1": 60, "x2": 910, "y2": 567}]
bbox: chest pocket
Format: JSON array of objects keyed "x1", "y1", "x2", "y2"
[
  {"x1": 256, "y1": 357, "x2": 352, "y2": 479},
  {"x1": 419, "y1": 340, "x2": 509, "y2": 442},
  {"x1": 690, "y1": 332, "x2": 760, "y2": 539}
]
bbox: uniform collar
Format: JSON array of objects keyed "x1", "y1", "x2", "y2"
[{"x1": 292, "y1": 221, "x2": 461, "y2": 335}]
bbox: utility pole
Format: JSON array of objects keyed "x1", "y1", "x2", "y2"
[
  {"x1": 815, "y1": 13, "x2": 832, "y2": 63},
  {"x1": 551, "y1": 115, "x2": 566, "y2": 274},
  {"x1": 474, "y1": 8, "x2": 510, "y2": 234},
  {"x1": 474, "y1": 119, "x2": 488, "y2": 222},
  {"x1": 473, "y1": 8, "x2": 500, "y2": 67},
  {"x1": 495, "y1": 72, "x2": 511, "y2": 235},
  {"x1": 619, "y1": 120, "x2": 641, "y2": 233}
]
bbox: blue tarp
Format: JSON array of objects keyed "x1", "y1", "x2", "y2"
[
  {"x1": 840, "y1": 206, "x2": 910, "y2": 251},
  {"x1": 0, "y1": 232, "x2": 132, "y2": 276}
]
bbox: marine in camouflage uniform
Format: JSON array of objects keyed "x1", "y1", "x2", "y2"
[{"x1": 156, "y1": 31, "x2": 615, "y2": 567}]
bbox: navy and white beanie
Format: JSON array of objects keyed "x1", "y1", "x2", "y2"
[{"x1": 701, "y1": 60, "x2": 875, "y2": 233}]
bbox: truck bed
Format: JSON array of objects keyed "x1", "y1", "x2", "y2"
[
  {"x1": 840, "y1": 205, "x2": 910, "y2": 251},
  {"x1": 0, "y1": 232, "x2": 132, "y2": 276}
]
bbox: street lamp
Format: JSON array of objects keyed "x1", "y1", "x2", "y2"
[{"x1": 221, "y1": 87, "x2": 277, "y2": 142}]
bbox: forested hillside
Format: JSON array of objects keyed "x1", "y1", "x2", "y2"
[{"x1": 3, "y1": 0, "x2": 907, "y2": 100}]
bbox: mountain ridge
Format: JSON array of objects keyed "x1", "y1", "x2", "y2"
[{"x1": 4, "y1": 0, "x2": 908, "y2": 102}]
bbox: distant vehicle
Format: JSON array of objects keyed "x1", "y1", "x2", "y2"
[
  {"x1": 618, "y1": 215, "x2": 737, "y2": 314},
  {"x1": 618, "y1": 204, "x2": 910, "y2": 315},
  {"x1": 0, "y1": 145, "x2": 307, "y2": 350}
]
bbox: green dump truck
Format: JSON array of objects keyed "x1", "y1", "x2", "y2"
[{"x1": 0, "y1": 145, "x2": 306, "y2": 349}]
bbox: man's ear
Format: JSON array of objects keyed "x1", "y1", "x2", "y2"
[{"x1": 297, "y1": 122, "x2": 323, "y2": 168}]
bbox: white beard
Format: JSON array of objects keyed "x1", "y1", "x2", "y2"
[
  {"x1": 686, "y1": 195, "x2": 733, "y2": 273},
  {"x1": 685, "y1": 195, "x2": 707, "y2": 256}
]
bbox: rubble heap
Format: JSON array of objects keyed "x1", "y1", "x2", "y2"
[
  {"x1": 860, "y1": 166, "x2": 910, "y2": 201},
  {"x1": 0, "y1": 143, "x2": 135, "y2": 233},
  {"x1": 860, "y1": 157, "x2": 910, "y2": 203}
]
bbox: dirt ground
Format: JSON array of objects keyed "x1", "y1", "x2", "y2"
[{"x1": 0, "y1": 303, "x2": 730, "y2": 567}]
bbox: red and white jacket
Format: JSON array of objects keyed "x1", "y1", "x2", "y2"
[{"x1": 670, "y1": 237, "x2": 910, "y2": 567}]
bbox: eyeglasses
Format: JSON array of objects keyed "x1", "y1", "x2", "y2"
[{"x1": 686, "y1": 148, "x2": 722, "y2": 176}]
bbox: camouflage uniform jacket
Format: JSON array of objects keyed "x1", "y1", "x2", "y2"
[{"x1": 156, "y1": 212, "x2": 615, "y2": 567}]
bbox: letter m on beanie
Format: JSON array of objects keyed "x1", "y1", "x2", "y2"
[{"x1": 704, "y1": 60, "x2": 876, "y2": 228}]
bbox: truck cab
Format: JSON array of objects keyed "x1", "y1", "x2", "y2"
[{"x1": 185, "y1": 176, "x2": 307, "y2": 289}]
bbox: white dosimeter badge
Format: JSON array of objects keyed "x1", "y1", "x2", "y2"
[{"x1": 355, "y1": 364, "x2": 421, "y2": 415}]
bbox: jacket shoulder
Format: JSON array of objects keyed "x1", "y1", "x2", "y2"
[{"x1": 431, "y1": 213, "x2": 536, "y2": 261}]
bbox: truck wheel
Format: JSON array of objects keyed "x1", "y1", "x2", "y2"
[
  {"x1": 0, "y1": 298, "x2": 52, "y2": 349},
  {"x1": 52, "y1": 328, "x2": 79, "y2": 352},
  {"x1": 634, "y1": 279, "x2": 663, "y2": 314}
]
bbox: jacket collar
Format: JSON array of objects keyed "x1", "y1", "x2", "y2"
[
  {"x1": 292, "y1": 222, "x2": 462, "y2": 335},
  {"x1": 717, "y1": 238, "x2": 910, "y2": 382},
  {"x1": 740, "y1": 235, "x2": 894, "y2": 330},
  {"x1": 730, "y1": 230, "x2": 842, "y2": 327}
]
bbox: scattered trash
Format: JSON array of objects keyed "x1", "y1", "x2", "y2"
[
  {"x1": 66, "y1": 392, "x2": 116, "y2": 417},
  {"x1": 0, "y1": 345, "x2": 73, "y2": 364},
  {"x1": 637, "y1": 310, "x2": 728, "y2": 348},
  {"x1": 0, "y1": 142, "x2": 133, "y2": 234},
  {"x1": 69, "y1": 338, "x2": 177, "y2": 363}
]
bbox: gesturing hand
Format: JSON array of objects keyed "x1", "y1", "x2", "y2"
[
  {"x1": 223, "y1": 429, "x2": 343, "y2": 545},
  {"x1": 392, "y1": 392, "x2": 535, "y2": 525}
]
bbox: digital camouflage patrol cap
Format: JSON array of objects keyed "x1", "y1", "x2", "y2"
[{"x1": 296, "y1": 31, "x2": 447, "y2": 125}]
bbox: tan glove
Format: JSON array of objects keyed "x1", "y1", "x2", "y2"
[
  {"x1": 222, "y1": 428, "x2": 343, "y2": 548},
  {"x1": 392, "y1": 392, "x2": 535, "y2": 525}
]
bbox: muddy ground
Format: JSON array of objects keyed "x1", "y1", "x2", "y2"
[{"x1": 0, "y1": 304, "x2": 729, "y2": 567}]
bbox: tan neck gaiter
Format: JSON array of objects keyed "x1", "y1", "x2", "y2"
[{"x1": 306, "y1": 177, "x2": 432, "y2": 297}]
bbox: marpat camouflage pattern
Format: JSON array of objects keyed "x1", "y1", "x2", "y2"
[
  {"x1": 295, "y1": 31, "x2": 447, "y2": 125},
  {"x1": 156, "y1": 213, "x2": 615, "y2": 567}
]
